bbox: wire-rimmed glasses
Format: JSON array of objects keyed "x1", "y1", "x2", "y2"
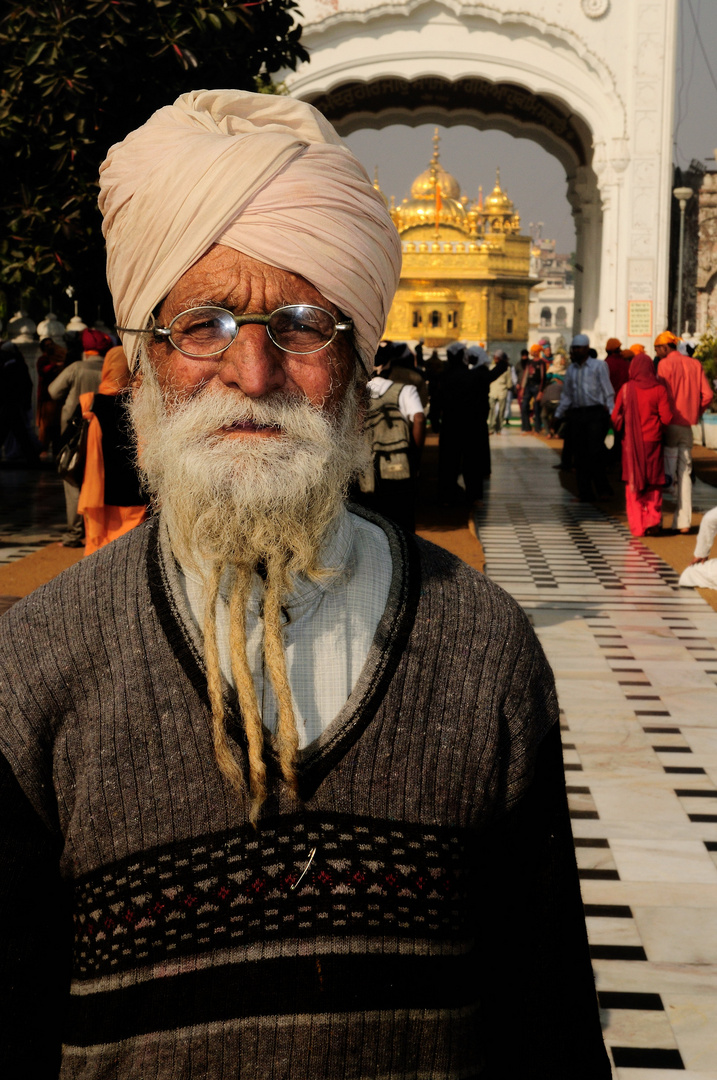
[{"x1": 116, "y1": 304, "x2": 353, "y2": 358}]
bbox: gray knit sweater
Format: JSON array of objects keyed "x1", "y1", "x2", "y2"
[{"x1": 0, "y1": 513, "x2": 609, "y2": 1078}]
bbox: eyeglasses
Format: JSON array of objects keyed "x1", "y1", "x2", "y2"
[{"x1": 116, "y1": 304, "x2": 353, "y2": 358}]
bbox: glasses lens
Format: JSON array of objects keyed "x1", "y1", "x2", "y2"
[
  {"x1": 268, "y1": 306, "x2": 336, "y2": 354},
  {"x1": 169, "y1": 307, "x2": 236, "y2": 356}
]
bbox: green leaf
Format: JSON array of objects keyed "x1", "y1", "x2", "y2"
[{"x1": 25, "y1": 41, "x2": 46, "y2": 66}]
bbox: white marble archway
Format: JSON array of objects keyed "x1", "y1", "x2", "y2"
[{"x1": 285, "y1": 0, "x2": 678, "y2": 349}]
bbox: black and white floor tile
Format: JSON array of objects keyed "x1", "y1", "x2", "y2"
[{"x1": 477, "y1": 433, "x2": 717, "y2": 1078}]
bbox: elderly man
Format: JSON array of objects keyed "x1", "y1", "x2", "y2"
[
  {"x1": 654, "y1": 330, "x2": 713, "y2": 533},
  {"x1": 0, "y1": 92, "x2": 609, "y2": 1079},
  {"x1": 554, "y1": 333, "x2": 614, "y2": 500}
]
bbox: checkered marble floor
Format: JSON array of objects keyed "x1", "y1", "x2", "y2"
[{"x1": 476, "y1": 433, "x2": 717, "y2": 1079}]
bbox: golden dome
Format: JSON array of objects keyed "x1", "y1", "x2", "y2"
[
  {"x1": 394, "y1": 128, "x2": 468, "y2": 234},
  {"x1": 410, "y1": 162, "x2": 461, "y2": 201},
  {"x1": 398, "y1": 196, "x2": 468, "y2": 232},
  {"x1": 483, "y1": 168, "x2": 514, "y2": 214}
]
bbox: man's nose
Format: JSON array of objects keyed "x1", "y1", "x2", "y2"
[{"x1": 215, "y1": 324, "x2": 287, "y2": 397}]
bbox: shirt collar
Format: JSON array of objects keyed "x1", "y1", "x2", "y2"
[{"x1": 181, "y1": 505, "x2": 356, "y2": 624}]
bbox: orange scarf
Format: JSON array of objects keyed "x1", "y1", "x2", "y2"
[{"x1": 77, "y1": 347, "x2": 147, "y2": 555}]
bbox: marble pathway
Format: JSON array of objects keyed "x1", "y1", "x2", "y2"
[{"x1": 476, "y1": 432, "x2": 717, "y2": 1080}]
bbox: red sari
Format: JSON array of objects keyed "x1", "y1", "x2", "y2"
[{"x1": 611, "y1": 353, "x2": 673, "y2": 536}]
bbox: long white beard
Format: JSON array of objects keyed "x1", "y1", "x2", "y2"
[
  {"x1": 129, "y1": 348, "x2": 369, "y2": 576},
  {"x1": 128, "y1": 347, "x2": 370, "y2": 822}
]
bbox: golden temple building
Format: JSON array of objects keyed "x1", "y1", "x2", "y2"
[{"x1": 380, "y1": 131, "x2": 533, "y2": 352}]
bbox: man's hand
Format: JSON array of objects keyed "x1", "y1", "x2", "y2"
[
  {"x1": 412, "y1": 408, "x2": 423, "y2": 451},
  {"x1": 412, "y1": 412, "x2": 426, "y2": 454}
]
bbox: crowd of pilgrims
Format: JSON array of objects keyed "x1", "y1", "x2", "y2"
[
  {"x1": 1, "y1": 326, "x2": 715, "y2": 554},
  {"x1": 0, "y1": 328, "x2": 147, "y2": 555},
  {"x1": 357, "y1": 331, "x2": 715, "y2": 543}
]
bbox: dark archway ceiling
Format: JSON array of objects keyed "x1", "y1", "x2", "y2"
[{"x1": 306, "y1": 76, "x2": 590, "y2": 171}]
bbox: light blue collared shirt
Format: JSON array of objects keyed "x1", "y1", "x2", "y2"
[
  {"x1": 180, "y1": 508, "x2": 392, "y2": 748},
  {"x1": 554, "y1": 357, "x2": 614, "y2": 419}
]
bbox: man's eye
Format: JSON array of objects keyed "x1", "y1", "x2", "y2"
[
  {"x1": 187, "y1": 318, "x2": 222, "y2": 333},
  {"x1": 175, "y1": 317, "x2": 225, "y2": 339}
]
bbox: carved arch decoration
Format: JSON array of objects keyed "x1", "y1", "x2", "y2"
[
  {"x1": 306, "y1": 75, "x2": 591, "y2": 173},
  {"x1": 287, "y1": 0, "x2": 678, "y2": 345}
]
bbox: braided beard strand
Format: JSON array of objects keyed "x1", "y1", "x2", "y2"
[{"x1": 130, "y1": 349, "x2": 368, "y2": 820}]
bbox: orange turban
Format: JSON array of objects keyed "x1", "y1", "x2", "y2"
[
  {"x1": 529, "y1": 343, "x2": 542, "y2": 356},
  {"x1": 605, "y1": 337, "x2": 621, "y2": 353},
  {"x1": 654, "y1": 331, "x2": 679, "y2": 348},
  {"x1": 629, "y1": 343, "x2": 645, "y2": 355},
  {"x1": 99, "y1": 90, "x2": 402, "y2": 373}
]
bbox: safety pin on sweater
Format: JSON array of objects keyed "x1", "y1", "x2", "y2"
[{"x1": 290, "y1": 847, "x2": 317, "y2": 891}]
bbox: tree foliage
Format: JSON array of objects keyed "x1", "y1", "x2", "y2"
[
  {"x1": 0, "y1": 1, "x2": 308, "y2": 322},
  {"x1": 695, "y1": 325, "x2": 717, "y2": 411}
]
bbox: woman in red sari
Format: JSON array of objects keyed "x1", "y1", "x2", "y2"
[{"x1": 611, "y1": 352, "x2": 673, "y2": 536}]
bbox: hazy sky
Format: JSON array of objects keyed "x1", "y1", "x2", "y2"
[{"x1": 343, "y1": 0, "x2": 717, "y2": 256}]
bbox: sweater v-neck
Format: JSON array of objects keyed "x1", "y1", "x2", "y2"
[{"x1": 147, "y1": 507, "x2": 421, "y2": 797}]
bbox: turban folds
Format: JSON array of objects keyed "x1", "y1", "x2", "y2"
[
  {"x1": 654, "y1": 331, "x2": 679, "y2": 347},
  {"x1": 99, "y1": 90, "x2": 402, "y2": 371}
]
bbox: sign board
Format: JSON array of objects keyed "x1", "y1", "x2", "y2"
[{"x1": 627, "y1": 300, "x2": 653, "y2": 337}]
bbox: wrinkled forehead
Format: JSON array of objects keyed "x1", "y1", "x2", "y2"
[{"x1": 157, "y1": 246, "x2": 344, "y2": 320}]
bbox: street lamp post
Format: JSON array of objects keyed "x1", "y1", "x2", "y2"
[{"x1": 673, "y1": 185, "x2": 693, "y2": 336}]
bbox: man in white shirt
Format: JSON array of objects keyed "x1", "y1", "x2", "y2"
[{"x1": 356, "y1": 352, "x2": 426, "y2": 531}]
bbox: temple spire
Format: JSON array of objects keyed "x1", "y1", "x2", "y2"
[{"x1": 429, "y1": 127, "x2": 440, "y2": 190}]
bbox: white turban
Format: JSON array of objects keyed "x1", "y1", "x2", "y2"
[{"x1": 98, "y1": 89, "x2": 402, "y2": 372}]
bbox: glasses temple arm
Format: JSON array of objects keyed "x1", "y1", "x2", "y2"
[{"x1": 115, "y1": 324, "x2": 171, "y2": 338}]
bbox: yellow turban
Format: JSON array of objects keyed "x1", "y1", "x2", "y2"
[
  {"x1": 654, "y1": 331, "x2": 679, "y2": 348},
  {"x1": 98, "y1": 90, "x2": 402, "y2": 372}
]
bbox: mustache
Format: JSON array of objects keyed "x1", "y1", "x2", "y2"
[{"x1": 155, "y1": 384, "x2": 339, "y2": 446}]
